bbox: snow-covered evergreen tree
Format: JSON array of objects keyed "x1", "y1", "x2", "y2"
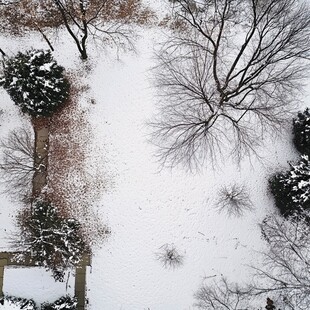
[
  {"x1": 269, "y1": 155, "x2": 310, "y2": 217},
  {"x1": 0, "y1": 49, "x2": 69, "y2": 117},
  {"x1": 16, "y1": 200, "x2": 86, "y2": 281},
  {"x1": 293, "y1": 108, "x2": 310, "y2": 156}
]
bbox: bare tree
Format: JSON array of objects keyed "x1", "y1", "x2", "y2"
[
  {"x1": 0, "y1": 126, "x2": 35, "y2": 198},
  {"x1": 215, "y1": 184, "x2": 253, "y2": 217},
  {"x1": 0, "y1": 0, "x2": 61, "y2": 50},
  {"x1": 194, "y1": 277, "x2": 256, "y2": 310},
  {"x1": 150, "y1": 0, "x2": 310, "y2": 169},
  {"x1": 194, "y1": 212, "x2": 310, "y2": 309},
  {"x1": 0, "y1": 0, "x2": 154, "y2": 59},
  {"x1": 250, "y1": 212, "x2": 310, "y2": 310},
  {"x1": 155, "y1": 243, "x2": 184, "y2": 269}
]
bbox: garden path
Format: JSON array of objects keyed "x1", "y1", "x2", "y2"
[{"x1": 31, "y1": 117, "x2": 49, "y2": 197}]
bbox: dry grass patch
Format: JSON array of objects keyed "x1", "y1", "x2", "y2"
[{"x1": 46, "y1": 74, "x2": 110, "y2": 248}]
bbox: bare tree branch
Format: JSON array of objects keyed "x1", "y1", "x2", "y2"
[
  {"x1": 194, "y1": 277, "x2": 256, "y2": 310},
  {"x1": 0, "y1": 0, "x2": 155, "y2": 59},
  {"x1": 150, "y1": 0, "x2": 310, "y2": 169},
  {"x1": 0, "y1": 126, "x2": 35, "y2": 199},
  {"x1": 251, "y1": 212, "x2": 310, "y2": 310}
]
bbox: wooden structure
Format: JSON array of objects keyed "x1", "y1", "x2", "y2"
[{"x1": 32, "y1": 118, "x2": 49, "y2": 197}]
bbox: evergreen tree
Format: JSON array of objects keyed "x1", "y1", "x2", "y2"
[
  {"x1": 293, "y1": 108, "x2": 310, "y2": 156},
  {"x1": 0, "y1": 49, "x2": 69, "y2": 117},
  {"x1": 269, "y1": 155, "x2": 310, "y2": 217},
  {"x1": 18, "y1": 200, "x2": 86, "y2": 281},
  {"x1": 0, "y1": 295, "x2": 37, "y2": 309},
  {"x1": 41, "y1": 295, "x2": 77, "y2": 310}
]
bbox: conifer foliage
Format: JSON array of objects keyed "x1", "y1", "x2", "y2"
[
  {"x1": 269, "y1": 109, "x2": 310, "y2": 217},
  {"x1": 0, "y1": 295, "x2": 37, "y2": 310},
  {"x1": 293, "y1": 108, "x2": 310, "y2": 156},
  {"x1": 0, "y1": 49, "x2": 69, "y2": 117},
  {"x1": 16, "y1": 200, "x2": 86, "y2": 281},
  {"x1": 41, "y1": 295, "x2": 77, "y2": 310},
  {"x1": 269, "y1": 155, "x2": 310, "y2": 217}
]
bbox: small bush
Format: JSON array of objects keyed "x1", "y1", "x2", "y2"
[
  {"x1": 215, "y1": 184, "x2": 253, "y2": 217},
  {"x1": 0, "y1": 295, "x2": 37, "y2": 309},
  {"x1": 293, "y1": 108, "x2": 310, "y2": 156},
  {"x1": 41, "y1": 295, "x2": 77, "y2": 310},
  {"x1": 268, "y1": 155, "x2": 310, "y2": 217},
  {"x1": 0, "y1": 49, "x2": 69, "y2": 117},
  {"x1": 15, "y1": 200, "x2": 87, "y2": 281},
  {"x1": 156, "y1": 243, "x2": 184, "y2": 269}
]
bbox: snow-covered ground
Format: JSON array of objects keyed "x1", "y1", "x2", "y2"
[
  {"x1": 0, "y1": 7, "x2": 309, "y2": 310},
  {"x1": 3, "y1": 267, "x2": 74, "y2": 304},
  {"x1": 83, "y1": 30, "x2": 303, "y2": 309}
]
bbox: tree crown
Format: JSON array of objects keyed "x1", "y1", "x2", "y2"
[{"x1": 0, "y1": 49, "x2": 70, "y2": 117}]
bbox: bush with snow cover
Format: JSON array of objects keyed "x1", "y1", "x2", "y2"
[
  {"x1": 0, "y1": 295, "x2": 37, "y2": 309},
  {"x1": 16, "y1": 200, "x2": 86, "y2": 281},
  {"x1": 41, "y1": 295, "x2": 77, "y2": 310},
  {"x1": 293, "y1": 108, "x2": 310, "y2": 156},
  {"x1": 269, "y1": 155, "x2": 310, "y2": 217},
  {"x1": 0, "y1": 49, "x2": 69, "y2": 117}
]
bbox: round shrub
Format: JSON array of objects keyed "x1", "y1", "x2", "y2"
[
  {"x1": 0, "y1": 49, "x2": 69, "y2": 117},
  {"x1": 269, "y1": 155, "x2": 310, "y2": 217},
  {"x1": 293, "y1": 108, "x2": 310, "y2": 155}
]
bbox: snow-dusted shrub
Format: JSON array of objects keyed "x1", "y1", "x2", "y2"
[
  {"x1": 0, "y1": 49, "x2": 69, "y2": 117},
  {"x1": 156, "y1": 243, "x2": 184, "y2": 269},
  {"x1": 0, "y1": 295, "x2": 37, "y2": 309},
  {"x1": 269, "y1": 156, "x2": 310, "y2": 217},
  {"x1": 41, "y1": 295, "x2": 77, "y2": 310},
  {"x1": 215, "y1": 184, "x2": 253, "y2": 217},
  {"x1": 15, "y1": 200, "x2": 87, "y2": 281},
  {"x1": 293, "y1": 108, "x2": 310, "y2": 156}
]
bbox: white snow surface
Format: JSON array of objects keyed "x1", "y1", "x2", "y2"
[
  {"x1": 83, "y1": 31, "x2": 300, "y2": 310},
  {"x1": 0, "y1": 7, "x2": 310, "y2": 310},
  {"x1": 2, "y1": 267, "x2": 74, "y2": 305}
]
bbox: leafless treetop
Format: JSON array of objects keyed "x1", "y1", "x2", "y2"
[{"x1": 151, "y1": 0, "x2": 310, "y2": 169}]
